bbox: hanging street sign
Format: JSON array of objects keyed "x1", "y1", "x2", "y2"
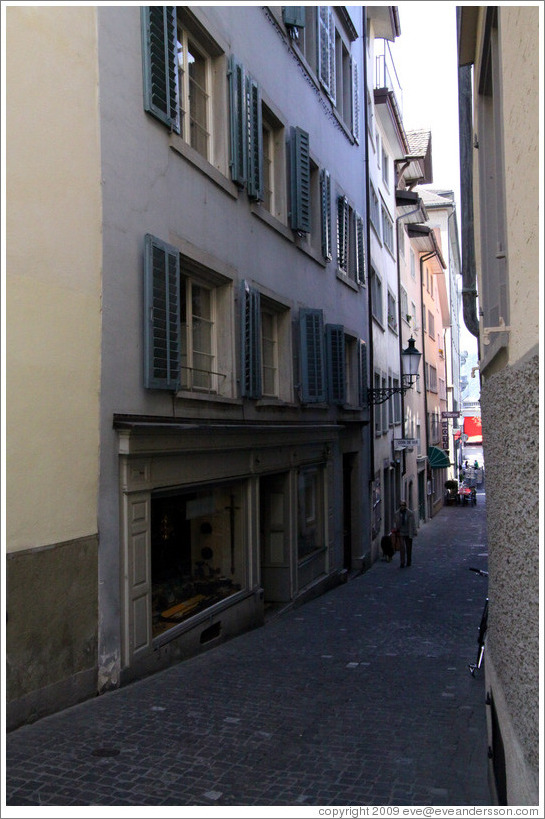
[
  {"x1": 394, "y1": 438, "x2": 419, "y2": 449},
  {"x1": 441, "y1": 411, "x2": 460, "y2": 419}
]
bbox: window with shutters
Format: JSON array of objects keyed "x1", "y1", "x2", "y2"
[
  {"x1": 370, "y1": 267, "x2": 383, "y2": 324},
  {"x1": 336, "y1": 195, "x2": 366, "y2": 286},
  {"x1": 144, "y1": 234, "x2": 233, "y2": 397},
  {"x1": 429, "y1": 365, "x2": 438, "y2": 393},
  {"x1": 181, "y1": 280, "x2": 215, "y2": 391},
  {"x1": 179, "y1": 267, "x2": 232, "y2": 395},
  {"x1": 400, "y1": 286, "x2": 408, "y2": 324},
  {"x1": 381, "y1": 376, "x2": 388, "y2": 432},
  {"x1": 320, "y1": 169, "x2": 332, "y2": 261},
  {"x1": 240, "y1": 284, "x2": 292, "y2": 402},
  {"x1": 398, "y1": 221, "x2": 406, "y2": 260},
  {"x1": 261, "y1": 104, "x2": 287, "y2": 222},
  {"x1": 369, "y1": 182, "x2": 381, "y2": 239},
  {"x1": 387, "y1": 290, "x2": 397, "y2": 333},
  {"x1": 381, "y1": 146, "x2": 390, "y2": 189},
  {"x1": 381, "y1": 202, "x2": 395, "y2": 257},
  {"x1": 374, "y1": 373, "x2": 382, "y2": 435},
  {"x1": 142, "y1": 8, "x2": 227, "y2": 175},
  {"x1": 410, "y1": 248, "x2": 416, "y2": 280},
  {"x1": 428, "y1": 309, "x2": 435, "y2": 339},
  {"x1": 319, "y1": 8, "x2": 360, "y2": 138},
  {"x1": 297, "y1": 6, "x2": 317, "y2": 69},
  {"x1": 261, "y1": 309, "x2": 278, "y2": 398},
  {"x1": 176, "y1": 27, "x2": 210, "y2": 158}
]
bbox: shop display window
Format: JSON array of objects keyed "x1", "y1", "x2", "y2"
[
  {"x1": 297, "y1": 467, "x2": 324, "y2": 559},
  {"x1": 151, "y1": 483, "x2": 245, "y2": 638}
]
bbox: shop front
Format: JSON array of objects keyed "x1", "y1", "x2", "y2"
[{"x1": 115, "y1": 419, "x2": 341, "y2": 683}]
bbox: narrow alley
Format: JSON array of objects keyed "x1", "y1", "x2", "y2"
[{"x1": 5, "y1": 491, "x2": 490, "y2": 811}]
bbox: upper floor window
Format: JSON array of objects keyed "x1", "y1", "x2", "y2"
[
  {"x1": 142, "y1": 7, "x2": 224, "y2": 168},
  {"x1": 261, "y1": 103, "x2": 287, "y2": 222},
  {"x1": 241, "y1": 284, "x2": 292, "y2": 402},
  {"x1": 428, "y1": 310, "x2": 435, "y2": 339},
  {"x1": 337, "y1": 196, "x2": 366, "y2": 285},
  {"x1": 381, "y1": 202, "x2": 394, "y2": 256},
  {"x1": 410, "y1": 248, "x2": 416, "y2": 280},
  {"x1": 381, "y1": 146, "x2": 389, "y2": 188},
  {"x1": 370, "y1": 267, "x2": 383, "y2": 324},
  {"x1": 429, "y1": 365, "x2": 438, "y2": 393},
  {"x1": 387, "y1": 290, "x2": 397, "y2": 333},
  {"x1": 398, "y1": 222, "x2": 405, "y2": 260},
  {"x1": 400, "y1": 286, "x2": 408, "y2": 323},
  {"x1": 369, "y1": 182, "x2": 381, "y2": 239},
  {"x1": 180, "y1": 279, "x2": 215, "y2": 391},
  {"x1": 177, "y1": 28, "x2": 210, "y2": 158},
  {"x1": 143, "y1": 234, "x2": 233, "y2": 397},
  {"x1": 317, "y1": 7, "x2": 360, "y2": 139}
]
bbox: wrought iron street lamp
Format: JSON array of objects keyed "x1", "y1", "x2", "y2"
[{"x1": 367, "y1": 337, "x2": 422, "y2": 406}]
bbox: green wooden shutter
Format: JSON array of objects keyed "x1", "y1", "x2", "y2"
[
  {"x1": 337, "y1": 196, "x2": 349, "y2": 272},
  {"x1": 355, "y1": 212, "x2": 366, "y2": 285},
  {"x1": 300, "y1": 308, "x2": 325, "y2": 403},
  {"x1": 326, "y1": 324, "x2": 345, "y2": 404},
  {"x1": 241, "y1": 281, "x2": 262, "y2": 399},
  {"x1": 247, "y1": 76, "x2": 264, "y2": 201},
  {"x1": 352, "y1": 58, "x2": 360, "y2": 143},
  {"x1": 283, "y1": 7, "x2": 306, "y2": 28},
  {"x1": 144, "y1": 234, "x2": 180, "y2": 390},
  {"x1": 228, "y1": 55, "x2": 247, "y2": 186},
  {"x1": 358, "y1": 339, "x2": 368, "y2": 407},
  {"x1": 320, "y1": 169, "x2": 332, "y2": 261},
  {"x1": 290, "y1": 127, "x2": 311, "y2": 232},
  {"x1": 318, "y1": 7, "x2": 336, "y2": 103},
  {"x1": 141, "y1": 7, "x2": 179, "y2": 133}
]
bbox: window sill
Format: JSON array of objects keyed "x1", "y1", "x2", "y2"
[
  {"x1": 175, "y1": 390, "x2": 242, "y2": 406},
  {"x1": 169, "y1": 134, "x2": 239, "y2": 199},
  {"x1": 295, "y1": 237, "x2": 328, "y2": 267},
  {"x1": 336, "y1": 270, "x2": 360, "y2": 292},
  {"x1": 250, "y1": 203, "x2": 294, "y2": 242},
  {"x1": 254, "y1": 398, "x2": 298, "y2": 410}
]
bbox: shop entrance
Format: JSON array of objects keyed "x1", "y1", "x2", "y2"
[
  {"x1": 343, "y1": 454, "x2": 355, "y2": 571},
  {"x1": 259, "y1": 473, "x2": 291, "y2": 608}
]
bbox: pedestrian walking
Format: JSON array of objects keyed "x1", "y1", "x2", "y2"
[{"x1": 394, "y1": 500, "x2": 417, "y2": 568}]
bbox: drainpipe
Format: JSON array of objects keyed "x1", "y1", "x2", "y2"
[
  {"x1": 396, "y1": 202, "x2": 425, "y2": 477},
  {"x1": 419, "y1": 249, "x2": 437, "y2": 516},
  {"x1": 458, "y1": 60, "x2": 480, "y2": 340},
  {"x1": 362, "y1": 10, "x2": 375, "y2": 493}
]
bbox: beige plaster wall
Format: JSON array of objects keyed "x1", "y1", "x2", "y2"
[
  {"x1": 6, "y1": 6, "x2": 102, "y2": 551},
  {"x1": 499, "y1": 6, "x2": 539, "y2": 366}
]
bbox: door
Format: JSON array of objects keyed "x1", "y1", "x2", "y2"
[
  {"x1": 260, "y1": 473, "x2": 291, "y2": 603},
  {"x1": 122, "y1": 492, "x2": 152, "y2": 666},
  {"x1": 343, "y1": 454, "x2": 355, "y2": 571}
]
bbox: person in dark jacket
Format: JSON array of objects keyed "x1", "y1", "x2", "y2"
[{"x1": 393, "y1": 500, "x2": 417, "y2": 568}]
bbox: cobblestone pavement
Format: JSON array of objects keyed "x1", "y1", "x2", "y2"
[{"x1": 4, "y1": 490, "x2": 491, "y2": 812}]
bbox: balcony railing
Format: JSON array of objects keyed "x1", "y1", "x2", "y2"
[
  {"x1": 179, "y1": 366, "x2": 227, "y2": 395},
  {"x1": 374, "y1": 40, "x2": 403, "y2": 119}
]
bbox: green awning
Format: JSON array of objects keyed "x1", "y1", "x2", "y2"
[{"x1": 428, "y1": 446, "x2": 451, "y2": 468}]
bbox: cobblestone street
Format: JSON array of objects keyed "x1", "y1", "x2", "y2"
[{"x1": 4, "y1": 491, "x2": 490, "y2": 813}]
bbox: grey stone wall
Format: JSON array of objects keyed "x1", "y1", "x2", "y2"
[
  {"x1": 480, "y1": 351, "x2": 539, "y2": 775},
  {"x1": 6, "y1": 535, "x2": 98, "y2": 727}
]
